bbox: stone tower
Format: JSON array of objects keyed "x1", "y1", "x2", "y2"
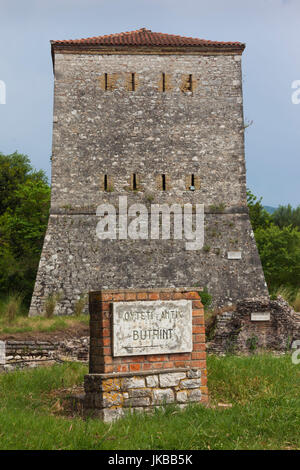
[{"x1": 29, "y1": 28, "x2": 268, "y2": 316}]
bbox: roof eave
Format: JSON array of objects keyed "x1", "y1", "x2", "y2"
[{"x1": 51, "y1": 42, "x2": 245, "y2": 66}]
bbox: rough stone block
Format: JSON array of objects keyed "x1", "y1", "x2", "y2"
[
  {"x1": 122, "y1": 377, "x2": 145, "y2": 389},
  {"x1": 128, "y1": 388, "x2": 151, "y2": 398},
  {"x1": 101, "y1": 408, "x2": 124, "y2": 423},
  {"x1": 159, "y1": 372, "x2": 186, "y2": 388},
  {"x1": 146, "y1": 375, "x2": 159, "y2": 387},
  {"x1": 176, "y1": 390, "x2": 188, "y2": 403},
  {"x1": 124, "y1": 397, "x2": 151, "y2": 407},
  {"x1": 188, "y1": 389, "x2": 202, "y2": 402},
  {"x1": 153, "y1": 388, "x2": 174, "y2": 404},
  {"x1": 102, "y1": 392, "x2": 123, "y2": 408},
  {"x1": 186, "y1": 368, "x2": 201, "y2": 379},
  {"x1": 180, "y1": 379, "x2": 201, "y2": 389},
  {"x1": 101, "y1": 378, "x2": 122, "y2": 392}
]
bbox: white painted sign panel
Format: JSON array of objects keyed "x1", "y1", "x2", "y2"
[
  {"x1": 251, "y1": 312, "x2": 271, "y2": 321},
  {"x1": 227, "y1": 251, "x2": 242, "y2": 260},
  {"x1": 113, "y1": 300, "x2": 193, "y2": 357}
]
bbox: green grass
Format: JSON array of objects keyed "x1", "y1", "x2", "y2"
[
  {"x1": 0, "y1": 354, "x2": 299, "y2": 449},
  {"x1": 0, "y1": 314, "x2": 89, "y2": 335},
  {"x1": 0, "y1": 294, "x2": 89, "y2": 334}
]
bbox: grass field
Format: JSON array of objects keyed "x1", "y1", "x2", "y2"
[
  {"x1": 0, "y1": 354, "x2": 299, "y2": 450},
  {"x1": 0, "y1": 314, "x2": 89, "y2": 335},
  {"x1": 0, "y1": 294, "x2": 89, "y2": 335}
]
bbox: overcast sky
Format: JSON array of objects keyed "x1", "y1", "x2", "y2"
[{"x1": 0, "y1": 0, "x2": 299, "y2": 207}]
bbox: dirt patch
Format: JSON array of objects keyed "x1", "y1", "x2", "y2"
[
  {"x1": 49, "y1": 385, "x2": 85, "y2": 400},
  {"x1": 0, "y1": 324, "x2": 89, "y2": 342},
  {"x1": 47, "y1": 385, "x2": 85, "y2": 418}
]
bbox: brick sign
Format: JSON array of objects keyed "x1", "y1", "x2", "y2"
[{"x1": 113, "y1": 300, "x2": 192, "y2": 357}]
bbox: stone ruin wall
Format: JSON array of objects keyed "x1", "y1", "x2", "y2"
[
  {"x1": 207, "y1": 296, "x2": 300, "y2": 354},
  {"x1": 0, "y1": 336, "x2": 89, "y2": 372}
]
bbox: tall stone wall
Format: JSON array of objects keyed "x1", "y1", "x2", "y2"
[
  {"x1": 29, "y1": 51, "x2": 268, "y2": 316},
  {"x1": 50, "y1": 53, "x2": 245, "y2": 209}
]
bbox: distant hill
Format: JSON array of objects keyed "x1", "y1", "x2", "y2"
[{"x1": 264, "y1": 205, "x2": 277, "y2": 214}]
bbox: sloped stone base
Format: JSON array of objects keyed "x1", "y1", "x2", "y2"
[{"x1": 29, "y1": 211, "x2": 268, "y2": 316}]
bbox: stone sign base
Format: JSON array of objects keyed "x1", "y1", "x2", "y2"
[
  {"x1": 81, "y1": 287, "x2": 208, "y2": 421},
  {"x1": 83, "y1": 367, "x2": 207, "y2": 422}
]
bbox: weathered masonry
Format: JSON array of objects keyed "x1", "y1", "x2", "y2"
[{"x1": 29, "y1": 28, "x2": 268, "y2": 316}]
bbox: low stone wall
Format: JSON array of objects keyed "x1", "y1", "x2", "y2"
[
  {"x1": 0, "y1": 337, "x2": 89, "y2": 371},
  {"x1": 83, "y1": 367, "x2": 206, "y2": 422},
  {"x1": 207, "y1": 296, "x2": 300, "y2": 354}
]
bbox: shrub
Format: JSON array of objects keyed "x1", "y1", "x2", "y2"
[
  {"x1": 204, "y1": 310, "x2": 218, "y2": 341},
  {"x1": 74, "y1": 294, "x2": 87, "y2": 317},
  {"x1": 199, "y1": 287, "x2": 212, "y2": 311},
  {"x1": 1, "y1": 293, "x2": 23, "y2": 324},
  {"x1": 293, "y1": 290, "x2": 300, "y2": 312},
  {"x1": 274, "y1": 286, "x2": 300, "y2": 312},
  {"x1": 246, "y1": 334, "x2": 259, "y2": 352},
  {"x1": 44, "y1": 292, "x2": 62, "y2": 318}
]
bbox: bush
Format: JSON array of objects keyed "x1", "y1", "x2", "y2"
[
  {"x1": 199, "y1": 287, "x2": 212, "y2": 311},
  {"x1": 0, "y1": 293, "x2": 23, "y2": 324},
  {"x1": 293, "y1": 291, "x2": 300, "y2": 312},
  {"x1": 274, "y1": 286, "x2": 300, "y2": 312},
  {"x1": 44, "y1": 293, "x2": 62, "y2": 318},
  {"x1": 74, "y1": 294, "x2": 87, "y2": 317}
]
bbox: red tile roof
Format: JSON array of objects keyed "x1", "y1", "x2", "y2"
[{"x1": 51, "y1": 28, "x2": 244, "y2": 50}]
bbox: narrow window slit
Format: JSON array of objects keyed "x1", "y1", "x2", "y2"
[
  {"x1": 104, "y1": 73, "x2": 108, "y2": 91},
  {"x1": 131, "y1": 73, "x2": 135, "y2": 91},
  {"x1": 188, "y1": 74, "x2": 193, "y2": 92},
  {"x1": 162, "y1": 73, "x2": 166, "y2": 92},
  {"x1": 162, "y1": 174, "x2": 166, "y2": 191},
  {"x1": 104, "y1": 174, "x2": 108, "y2": 191},
  {"x1": 191, "y1": 174, "x2": 195, "y2": 186},
  {"x1": 133, "y1": 173, "x2": 137, "y2": 190}
]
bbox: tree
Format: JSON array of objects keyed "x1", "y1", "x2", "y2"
[
  {"x1": 254, "y1": 224, "x2": 300, "y2": 291},
  {"x1": 247, "y1": 189, "x2": 300, "y2": 294},
  {"x1": 0, "y1": 152, "x2": 47, "y2": 216},
  {"x1": 272, "y1": 204, "x2": 300, "y2": 230},
  {"x1": 0, "y1": 152, "x2": 50, "y2": 305},
  {"x1": 247, "y1": 189, "x2": 271, "y2": 231}
]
